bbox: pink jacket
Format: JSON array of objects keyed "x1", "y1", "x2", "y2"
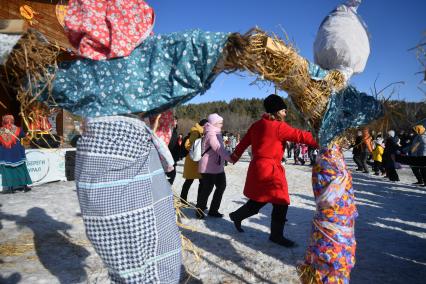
[
  {"x1": 301, "y1": 144, "x2": 308, "y2": 155},
  {"x1": 198, "y1": 123, "x2": 231, "y2": 174}
]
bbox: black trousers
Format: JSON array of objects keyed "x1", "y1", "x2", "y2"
[
  {"x1": 421, "y1": 168, "x2": 426, "y2": 185},
  {"x1": 386, "y1": 166, "x2": 400, "y2": 181},
  {"x1": 231, "y1": 199, "x2": 289, "y2": 236},
  {"x1": 196, "y1": 172, "x2": 226, "y2": 213},
  {"x1": 411, "y1": 166, "x2": 423, "y2": 183},
  {"x1": 180, "y1": 179, "x2": 201, "y2": 202},
  {"x1": 373, "y1": 161, "x2": 385, "y2": 175},
  {"x1": 411, "y1": 166, "x2": 426, "y2": 184}
]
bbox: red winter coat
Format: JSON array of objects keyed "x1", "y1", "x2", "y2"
[{"x1": 231, "y1": 115, "x2": 318, "y2": 205}]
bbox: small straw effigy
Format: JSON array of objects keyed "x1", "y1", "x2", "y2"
[
  {"x1": 217, "y1": 28, "x2": 346, "y2": 131},
  {"x1": 2, "y1": 29, "x2": 60, "y2": 138}
]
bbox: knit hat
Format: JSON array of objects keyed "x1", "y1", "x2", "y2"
[
  {"x1": 388, "y1": 130, "x2": 395, "y2": 137},
  {"x1": 199, "y1": 119, "x2": 208, "y2": 126},
  {"x1": 413, "y1": 125, "x2": 425, "y2": 135},
  {"x1": 263, "y1": 94, "x2": 287, "y2": 114},
  {"x1": 208, "y1": 113, "x2": 223, "y2": 125}
]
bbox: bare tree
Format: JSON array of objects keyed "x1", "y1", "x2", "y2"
[
  {"x1": 409, "y1": 30, "x2": 426, "y2": 100},
  {"x1": 178, "y1": 118, "x2": 196, "y2": 136}
]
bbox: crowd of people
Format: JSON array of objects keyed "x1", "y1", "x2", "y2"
[
  {"x1": 351, "y1": 125, "x2": 426, "y2": 186},
  {"x1": 284, "y1": 142, "x2": 318, "y2": 165}
]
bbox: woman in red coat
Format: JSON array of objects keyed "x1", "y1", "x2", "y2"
[{"x1": 229, "y1": 94, "x2": 318, "y2": 247}]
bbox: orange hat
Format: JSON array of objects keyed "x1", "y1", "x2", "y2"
[{"x1": 413, "y1": 125, "x2": 425, "y2": 135}]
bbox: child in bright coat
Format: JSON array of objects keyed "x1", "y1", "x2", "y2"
[
  {"x1": 229, "y1": 94, "x2": 318, "y2": 247},
  {"x1": 372, "y1": 138, "x2": 385, "y2": 175}
]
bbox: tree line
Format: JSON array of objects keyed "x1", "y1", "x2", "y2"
[{"x1": 175, "y1": 98, "x2": 426, "y2": 137}]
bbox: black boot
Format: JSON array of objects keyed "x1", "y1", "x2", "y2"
[
  {"x1": 269, "y1": 220, "x2": 297, "y2": 248},
  {"x1": 229, "y1": 212, "x2": 244, "y2": 232},
  {"x1": 229, "y1": 200, "x2": 264, "y2": 233}
]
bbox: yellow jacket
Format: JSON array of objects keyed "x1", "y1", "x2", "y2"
[
  {"x1": 183, "y1": 123, "x2": 204, "y2": 179},
  {"x1": 372, "y1": 145, "x2": 384, "y2": 162}
]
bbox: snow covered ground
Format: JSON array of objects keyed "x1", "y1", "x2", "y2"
[{"x1": 1, "y1": 152, "x2": 425, "y2": 284}]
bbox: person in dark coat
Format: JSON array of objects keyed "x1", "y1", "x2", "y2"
[
  {"x1": 383, "y1": 130, "x2": 400, "y2": 181},
  {"x1": 166, "y1": 117, "x2": 180, "y2": 185},
  {"x1": 229, "y1": 94, "x2": 318, "y2": 247}
]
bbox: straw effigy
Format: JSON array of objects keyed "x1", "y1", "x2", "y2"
[{"x1": 216, "y1": 28, "x2": 347, "y2": 132}]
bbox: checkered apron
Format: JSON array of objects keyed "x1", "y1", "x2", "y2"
[{"x1": 75, "y1": 116, "x2": 181, "y2": 283}]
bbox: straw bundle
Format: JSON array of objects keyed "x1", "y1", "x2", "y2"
[
  {"x1": 297, "y1": 264, "x2": 322, "y2": 284},
  {"x1": 0, "y1": 241, "x2": 34, "y2": 257},
  {"x1": 173, "y1": 194, "x2": 202, "y2": 282},
  {"x1": 217, "y1": 28, "x2": 346, "y2": 131},
  {"x1": 0, "y1": 233, "x2": 34, "y2": 257}
]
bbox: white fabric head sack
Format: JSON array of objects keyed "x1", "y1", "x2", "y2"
[
  {"x1": 313, "y1": 0, "x2": 370, "y2": 81},
  {"x1": 0, "y1": 34, "x2": 22, "y2": 65}
]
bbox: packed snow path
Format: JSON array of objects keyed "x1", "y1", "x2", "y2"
[{"x1": 1, "y1": 152, "x2": 425, "y2": 284}]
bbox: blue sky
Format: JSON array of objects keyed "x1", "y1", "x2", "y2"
[{"x1": 151, "y1": 0, "x2": 426, "y2": 103}]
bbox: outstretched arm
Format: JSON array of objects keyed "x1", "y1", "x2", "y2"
[
  {"x1": 231, "y1": 127, "x2": 252, "y2": 163},
  {"x1": 278, "y1": 122, "x2": 318, "y2": 148}
]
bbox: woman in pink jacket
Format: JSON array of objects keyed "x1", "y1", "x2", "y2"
[{"x1": 196, "y1": 113, "x2": 232, "y2": 218}]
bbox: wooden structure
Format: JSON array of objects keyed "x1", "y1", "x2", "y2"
[{"x1": 0, "y1": 0, "x2": 71, "y2": 49}]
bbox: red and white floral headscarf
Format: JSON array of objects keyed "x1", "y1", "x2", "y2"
[
  {"x1": 149, "y1": 110, "x2": 175, "y2": 145},
  {"x1": 0, "y1": 115, "x2": 20, "y2": 149},
  {"x1": 64, "y1": 0, "x2": 155, "y2": 60}
]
